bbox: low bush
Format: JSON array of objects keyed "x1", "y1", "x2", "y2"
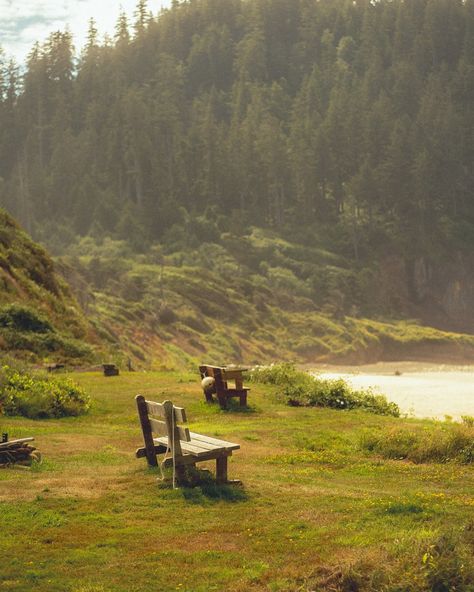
[
  {"x1": 360, "y1": 423, "x2": 474, "y2": 464},
  {"x1": 0, "y1": 303, "x2": 52, "y2": 333},
  {"x1": 0, "y1": 329, "x2": 92, "y2": 359},
  {"x1": 249, "y1": 363, "x2": 399, "y2": 416},
  {"x1": 0, "y1": 365, "x2": 90, "y2": 419}
]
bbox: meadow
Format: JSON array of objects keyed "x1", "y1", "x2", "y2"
[{"x1": 1, "y1": 370, "x2": 474, "y2": 592}]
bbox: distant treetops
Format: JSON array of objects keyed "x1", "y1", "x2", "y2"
[{"x1": 0, "y1": 0, "x2": 472, "y2": 263}]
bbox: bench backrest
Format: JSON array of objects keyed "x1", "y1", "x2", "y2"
[{"x1": 135, "y1": 395, "x2": 190, "y2": 465}]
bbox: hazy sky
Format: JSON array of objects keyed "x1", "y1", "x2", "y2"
[{"x1": 1, "y1": 0, "x2": 171, "y2": 63}]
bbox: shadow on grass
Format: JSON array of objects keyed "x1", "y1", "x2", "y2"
[
  {"x1": 221, "y1": 400, "x2": 259, "y2": 414},
  {"x1": 181, "y1": 476, "x2": 248, "y2": 505},
  {"x1": 154, "y1": 467, "x2": 248, "y2": 504},
  {"x1": 196, "y1": 399, "x2": 260, "y2": 416}
]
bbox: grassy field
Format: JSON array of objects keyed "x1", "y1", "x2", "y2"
[{"x1": 1, "y1": 371, "x2": 474, "y2": 591}]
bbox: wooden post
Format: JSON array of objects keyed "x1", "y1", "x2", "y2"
[
  {"x1": 234, "y1": 372, "x2": 243, "y2": 390},
  {"x1": 163, "y1": 400, "x2": 187, "y2": 484},
  {"x1": 135, "y1": 395, "x2": 157, "y2": 467},
  {"x1": 216, "y1": 455, "x2": 228, "y2": 484},
  {"x1": 213, "y1": 368, "x2": 228, "y2": 409}
]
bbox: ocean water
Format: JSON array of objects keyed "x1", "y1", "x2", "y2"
[{"x1": 316, "y1": 367, "x2": 474, "y2": 420}]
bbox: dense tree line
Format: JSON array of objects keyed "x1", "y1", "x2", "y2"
[{"x1": 0, "y1": 0, "x2": 473, "y2": 261}]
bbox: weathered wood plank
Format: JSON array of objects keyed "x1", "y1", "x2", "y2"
[
  {"x1": 149, "y1": 418, "x2": 190, "y2": 442},
  {"x1": 0, "y1": 437, "x2": 35, "y2": 450},
  {"x1": 135, "y1": 445, "x2": 167, "y2": 458},
  {"x1": 162, "y1": 449, "x2": 231, "y2": 469},
  {"x1": 154, "y1": 436, "x2": 229, "y2": 457},
  {"x1": 145, "y1": 401, "x2": 187, "y2": 422},
  {"x1": 222, "y1": 369, "x2": 247, "y2": 380},
  {"x1": 189, "y1": 432, "x2": 240, "y2": 450},
  {"x1": 135, "y1": 394, "x2": 158, "y2": 467}
]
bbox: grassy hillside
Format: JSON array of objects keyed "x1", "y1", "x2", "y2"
[
  {"x1": 57, "y1": 230, "x2": 474, "y2": 369},
  {"x1": 0, "y1": 209, "x2": 97, "y2": 363},
  {"x1": 1, "y1": 206, "x2": 472, "y2": 368},
  {"x1": 1, "y1": 370, "x2": 473, "y2": 591}
]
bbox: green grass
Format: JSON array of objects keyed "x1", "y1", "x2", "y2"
[{"x1": 0, "y1": 371, "x2": 473, "y2": 591}]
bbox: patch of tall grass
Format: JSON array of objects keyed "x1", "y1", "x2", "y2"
[
  {"x1": 249, "y1": 363, "x2": 399, "y2": 416},
  {"x1": 360, "y1": 419, "x2": 474, "y2": 464},
  {"x1": 309, "y1": 524, "x2": 474, "y2": 591}
]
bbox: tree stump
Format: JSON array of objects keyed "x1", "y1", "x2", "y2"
[{"x1": 103, "y1": 364, "x2": 119, "y2": 377}]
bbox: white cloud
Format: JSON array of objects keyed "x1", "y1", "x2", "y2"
[{"x1": 0, "y1": 0, "x2": 171, "y2": 63}]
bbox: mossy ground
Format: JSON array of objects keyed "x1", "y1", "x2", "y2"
[{"x1": 1, "y1": 371, "x2": 473, "y2": 591}]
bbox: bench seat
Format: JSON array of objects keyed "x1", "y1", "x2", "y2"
[{"x1": 154, "y1": 432, "x2": 240, "y2": 457}]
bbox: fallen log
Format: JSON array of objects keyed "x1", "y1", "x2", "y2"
[{"x1": 0, "y1": 437, "x2": 35, "y2": 450}]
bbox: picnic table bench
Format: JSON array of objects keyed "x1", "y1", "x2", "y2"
[
  {"x1": 199, "y1": 365, "x2": 250, "y2": 409},
  {"x1": 135, "y1": 395, "x2": 240, "y2": 484}
]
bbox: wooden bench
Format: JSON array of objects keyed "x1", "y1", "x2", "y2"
[
  {"x1": 135, "y1": 395, "x2": 240, "y2": 484},
  {"x1": 199, "y1": 365, "x2": 250, "y2": 409}
]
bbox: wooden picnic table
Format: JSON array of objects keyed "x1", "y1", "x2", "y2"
[{"x1": 199, "y1": 365, "x2": 250, "y2": 409}]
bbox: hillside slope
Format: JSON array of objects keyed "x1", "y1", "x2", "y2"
[
  {"x1": 1, "y1": 208, "x2": 472, "y2": 368},
  {"x1": 0, "y1": 210, "x2": 97, "y2": 362},
  {"x1": 58, "y1": 230, "x2": 474, "y2": 369}
]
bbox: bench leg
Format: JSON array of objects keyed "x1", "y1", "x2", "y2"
[
  {"x1": 176, "y1": 464, "x2": 187, "y2": 485},
  {"x1": 217, "y1": 393, "x2": 228, "y2": 410},
  {"x1": 203, "y1": 385, "x2": 215, "y2": 403},
  {"x1": 239, "y1": 392, "x2": 247, "y2": 407},
  {"x1": 216, "y1": 456, "x2": 228, "y2": 484}
]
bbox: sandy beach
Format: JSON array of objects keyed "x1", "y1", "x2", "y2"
[{"x1": 311, "y1": 362, "x2": 474, "y2": 420}]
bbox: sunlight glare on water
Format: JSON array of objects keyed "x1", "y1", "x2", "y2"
[{"x1": 316, "y1": 367, "x2": 474, "y2": 420}]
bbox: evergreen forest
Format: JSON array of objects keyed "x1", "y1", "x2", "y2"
[{"x1": 1, "y1": 0, "x2": 474, "y2": 362}]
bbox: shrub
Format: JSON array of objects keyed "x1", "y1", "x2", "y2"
[
  {"x1": 0, "y1": 365, "x2": 90, "y2": 419},
  {"x1": 0, "y1": 303, "x2": 92, "y2": 360},
  {"x1": 158, "y1": 305, "x2": 177, "y2": 325},
  {"x1": 462, "y1": 415, "x2": 474, "y2": 428},
  {"x1": 0, "y1": 329, "x2": 92, "y2": 359},
  {"x1": 0, "y1": 304, "x2": 52, "y2": 333},
  {"x1": 250, "y1": 363, "x2": 399, "y2": 416}
]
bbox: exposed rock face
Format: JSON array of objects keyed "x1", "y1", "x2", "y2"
[{"x1": 407, "y1": 255, "x2": 474, "y2": 332}]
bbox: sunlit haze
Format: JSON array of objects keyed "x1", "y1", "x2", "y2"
[{"x1": 0, "y1": 0, "x2": 171, "y2": 63}]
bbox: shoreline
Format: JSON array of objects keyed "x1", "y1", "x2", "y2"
[
  {"x1": 306, "y1": 360, "x2": 474, "y2": 375},
  {"x1": 306, "y1": 361, "x2": 474, "y2": 419}
]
